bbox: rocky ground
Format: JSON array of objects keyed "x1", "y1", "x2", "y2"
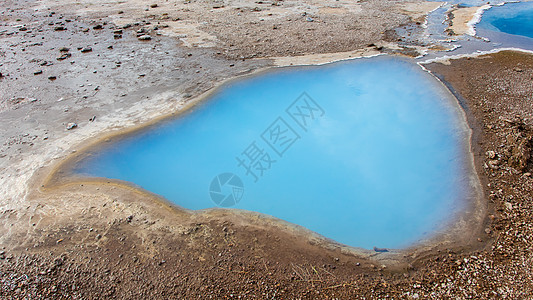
[{"x1": 1, "y1": 0, "x2": 533, "y2": 298}]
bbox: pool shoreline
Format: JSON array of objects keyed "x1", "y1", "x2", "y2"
[{"x1": 37, "y1": 53, "x2": 489, "y2": 263}]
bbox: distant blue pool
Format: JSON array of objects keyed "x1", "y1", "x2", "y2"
[
  {"x1": 74, "y1": 56, "x2": 475, "y2": 250},
  {"x1": 477, "y1": 2, "x2": 533, "y2": 39}
]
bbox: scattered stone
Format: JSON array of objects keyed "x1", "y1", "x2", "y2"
[
  {"x1": 138, "y1": 35, "x2": 152, "y2": 41},
  {"x1": 113, "y1": 29, "x2": 123, "y2": 34},
  {"x1": 487, "y1": 150, "x2": 496, "y2": 159},
  {"x1": 19, "y1": 27, "x2": 28, "y2": 31},
  {"x1": 59, "y1": 47, "x2": 69, "y2": 52},
  {"x1": 93, "y1": 24, "x2": 103, "y2": 30},
  {"x1": 89, "y1": 116, "x2": 96, "y2": 122},
  {"x1": 95, "y1": 234, "x2": 102, "y2": 240},
  {"x1": 150, "y1": 3, "x2": 158, "y2": 8},
  {"x1": 66, "y1": 123, "x2": 77, "y2": 130},
  {"x1": 34, "y1": 70, "x2": 43, "y2": 75},
  {"x1": 488, "y1": 159, "x2": 500, "y2": 169},
  {"x1": 54, "y1": 26, "x2": 66, "y2": 31},
  {"x1": 56, "y1": 239, "x2": 63, "y2": 244},
  {"x1": 485, "y1": 228, "x2": 492, "y2": 234},
  {"x1": 373, "y1": 246, "x2": 389, "y2": 253},
  {"x1": 48, "y1": 76, "x2": 57, "y2": 80},
  {"x1": 57, "y1": 53, "x2": 71, "y2": 60},
  {"x1": 114, "y1": 34, "x2": 122, "y2": 39},
  {"x1": 126, "y1": 215, "x2": 133, "y2": 222},
  {"x1": 306, "y1": 16, "x2": 314, "y2": 22},
  {"x1": 81, "y1": 47, "x2": 92, "y2": 53}
]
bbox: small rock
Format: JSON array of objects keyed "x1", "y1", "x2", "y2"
[
  {"x1": 504, "y1": 202, "x2": 513, "y2": 210},
  {"x1": 56, "y1": 53, "x2": 71, "y2": 61},
  {"x1": 48, "y1": 76, "x2": 57, "y2": 80},
  {"x1": 126, "y1": 215, "x2": 133, "y2": 222},
  {"x1": 81, "y1": 47, "x2": 92, "y2": 53},
  {"x1": 306, "y1": 16, "x2": 314, "y2": 22},
  {"x1": 114, "y1": 34, "x2": 122, "y2": 39},
  {"x1": 66, "y1": 123, "x2": 77, "y2": 130},
  {"x1": 54, "y1": 26, "x2": 66, "y2": 31},
  {"x1": 56, "y1": 239, "x2": 63, "y2": 244},
  {"x1": 373, "y1": 246, "x2": 389, "y2": 253},
  {"x1": 113, "y1": 29, "x2": 123, "y2": 34},
  {"x1": 486, "y1": 150, "x2": 496, "y2": 159},
  {"x1": 89, "y1": 116, "x2": 96, "y2": 122},
  {"x1": 34, "y1": 70, "x2": 43, "y2": 75},
  {"x1": 59, "y1": 47, "x2": 69, "y2": 52},
  {"x1": 95, "y1": 234, "x2": 102, "y2": 240},
  {"x1": 150, "y1": 3, "x2": 158, "y2": 8},
  {"x1": 93, "y1": 24, "x2": 103, "y2": 30},
  {"x1": 488, "y1": 160, "x2": 500, "y2": 169},
  {"x1": 485, "y1": 228, "x2": 492, "y2": 234},
  {"x1": 513, "y1": 67, "x2": 523, "y2": 72},
  {"x1": 138, "y1": 35, "x2": 152, "y2": 41}
]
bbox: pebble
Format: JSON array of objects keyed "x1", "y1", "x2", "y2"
[
  {"x1": 34, "y1": 70, "x2": 43, "y2": 75},
  {"x1": 81, "y1": 47, "x2": 92, "y2": 53},
  {"x1": 57, "y1": 53, "x2": 71, "y2": 60},
  {"x1": 66, "y1": 123, "x2": 77, "y2": 130},
  {"x1": 138, "y1": 35, "x2": 152, "y2": 41}
]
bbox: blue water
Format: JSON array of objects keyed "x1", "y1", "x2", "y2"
[
  {"x1": 477, "y1": 2, "x2": 533, "y2": 39},
  {"x1": 75, "y1": 56, "x2": 472, "y2": 250}
]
